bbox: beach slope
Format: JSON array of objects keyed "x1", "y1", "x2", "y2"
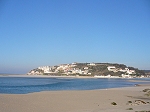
[{"x1": 0, "y1": 85, "x2": 150, "y2": 112}]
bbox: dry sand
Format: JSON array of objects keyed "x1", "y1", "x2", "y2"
[{"x1": 0, "y1": 85, "x2": 150, "y2": 112}]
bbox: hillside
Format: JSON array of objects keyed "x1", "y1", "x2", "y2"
[{"x1": 27, "y1": 62, "x2": 146, "y2": 77}]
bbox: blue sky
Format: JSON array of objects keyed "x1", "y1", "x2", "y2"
[{"x1": 0, "y1": 0, "x2": 150, "y2": 74}]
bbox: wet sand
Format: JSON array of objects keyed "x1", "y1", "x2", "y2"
[{"x1": 0, "y1": 85, "x2": 150, "y2": 112}]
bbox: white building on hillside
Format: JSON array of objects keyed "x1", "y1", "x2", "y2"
[
  {"x1": 87, "y1": 63, "x2": 96, "y2": 66},
  {"x1": 107, "y1": 66, "x2": 116, "y2": 72},
  {"x1": 38, "y1": 66, "x2": 52, "y2": 73},
  {"x1": 127, "y1": 70, "x2": 135, "y2": 74},
  {"x1": 122, "y1": 74, "x2": 132, "y2": 78},
  {"x1": 119, "y1": 68, "x2": 129, "y2": 72}
]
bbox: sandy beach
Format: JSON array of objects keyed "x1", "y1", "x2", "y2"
[{"x1": 0, "y1": 85, "x2": 150, "y2": 112}]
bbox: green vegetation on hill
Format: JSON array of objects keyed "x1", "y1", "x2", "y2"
[
  {"x1": 74, "y1": 63, "x2": 144, "y2": 76},
  {"x1": 28, "y1": 62, "x2": 146, "y2": 77}
]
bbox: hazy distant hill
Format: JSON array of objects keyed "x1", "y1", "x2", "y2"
[
  {"x1": 143, "y1": 70, "x2": 150, "y2": 75},
  {"x1": 143, "y1": 70, "x2": 150, "y2": 73}
]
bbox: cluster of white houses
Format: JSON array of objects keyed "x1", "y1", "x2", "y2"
[
  {"x1": 28, "y1": 63, "x2": 92, "y2": 75},
  {"x1": 107, "y1": 66, "x2": 135, "y2": 74},
  {"x1": 94, "y1": 66, "x2": 137, "y2": 78},
  {"x1": 27, "y1": 63, "x2": 142, "y2": 78},
  {"x1": 106, "y1": 66, "x2": 136, "y2": 78}
]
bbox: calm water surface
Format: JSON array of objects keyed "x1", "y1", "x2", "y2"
[{"x1": 0, "y1": 77, "x2": 149, "y2": 94}]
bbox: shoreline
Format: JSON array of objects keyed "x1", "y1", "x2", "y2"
[
  {"x1": 1, "y1": 74, "x2": 150, "y2": 79},
  {"x1": 0, "y1": 85, "x2": 150, "y2": 112}
]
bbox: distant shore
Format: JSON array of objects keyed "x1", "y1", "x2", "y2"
[
  {"x1": 0, "y1": 74, "x2": 130, "y2": 79},
  {"x1": 1, "y1": 74, "x2": 150, "y2": 80},
  {"x1": 0, "y1": 84, "x2": 150, "y2": 112},
  {"x1": 0, "y1": 74, "x2": 93, "y2": 78}
]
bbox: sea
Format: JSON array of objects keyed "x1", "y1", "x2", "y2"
[{"x1": 0, "y1": 76, "x2": 150, "y2": 94}]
